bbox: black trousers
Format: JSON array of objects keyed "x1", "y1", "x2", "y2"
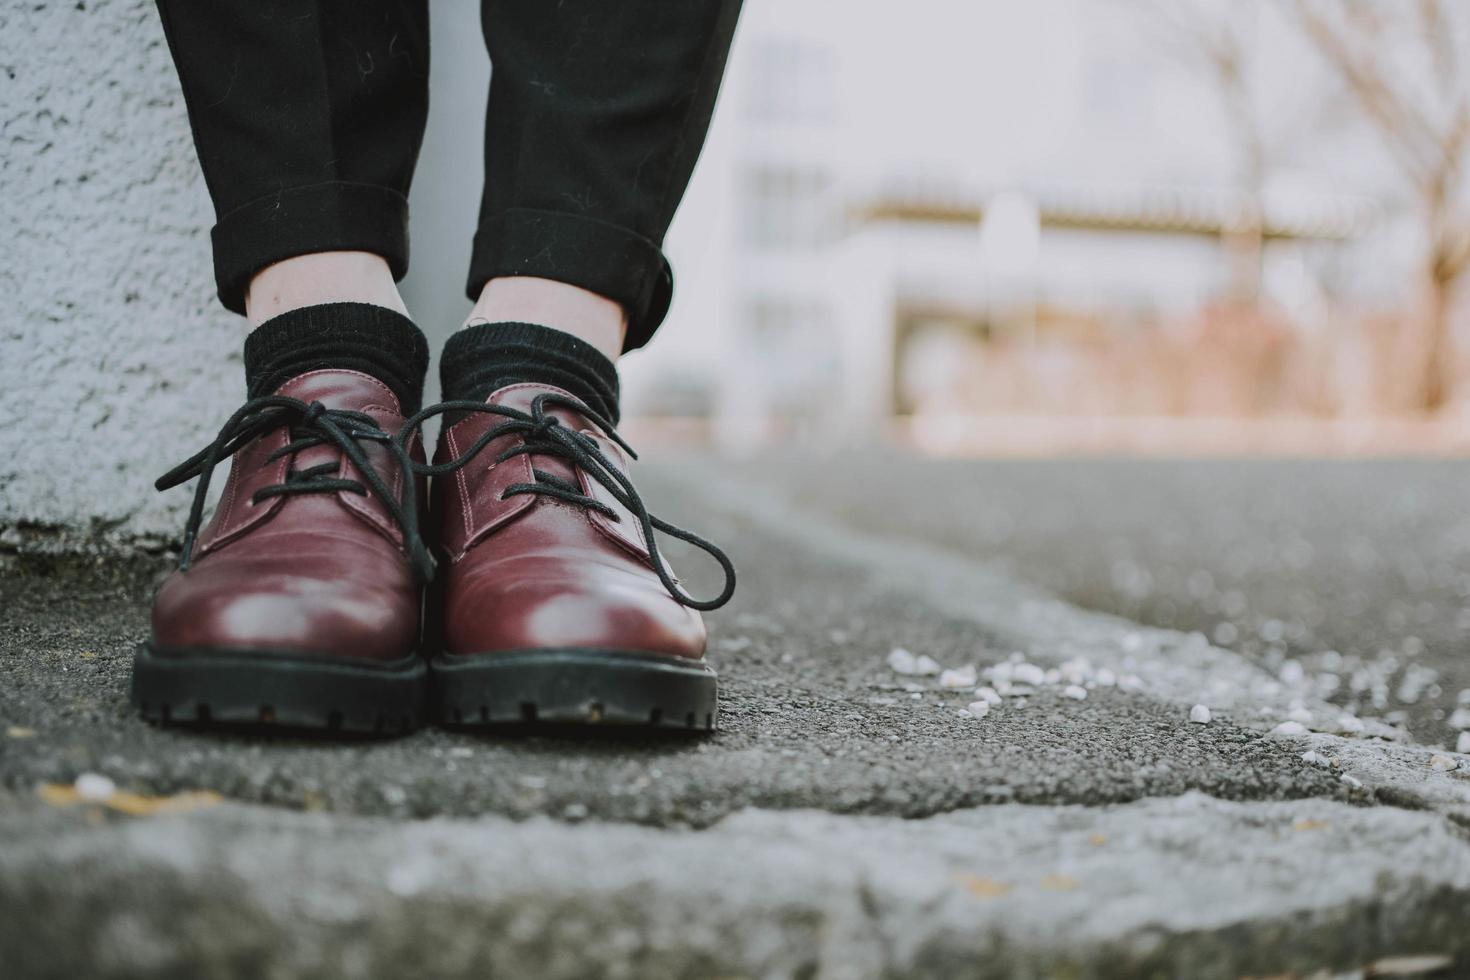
[{"x1": 155, "y1": 0, "x2": 742, "y2": 351}]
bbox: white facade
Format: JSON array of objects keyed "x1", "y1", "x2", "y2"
[{"x1": 624, "y1": 0, "x2": 1417, "y2": 438}]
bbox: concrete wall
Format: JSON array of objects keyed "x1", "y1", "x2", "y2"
[
  {"x1": 0, "y1": 1, "x2": 496, "y2": 546},
  {"x1": 2, "y1": 0, "x2": 236, "y2": 543}
]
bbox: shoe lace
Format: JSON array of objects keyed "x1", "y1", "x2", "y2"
[
  {"x1": 155, "y1": 396, "x2": 435, "y2": 583},
  {"x1": 399, "y1": 392, "x2": 736, "y2": 611}
]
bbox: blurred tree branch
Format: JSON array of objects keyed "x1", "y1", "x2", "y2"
[
  {"x1": 1127, "y1": 0, "x2": 1270, "y2": 305},
  {"x1": 1289, "y1": 0, "x2": 1470, "y2": 410}
]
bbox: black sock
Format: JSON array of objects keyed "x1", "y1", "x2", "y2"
[
  {"x1": 439, "y1": 321, "x2": 621, "y2": 424},
  {"x1": 243, "y1": 303, "x2": 430, "y2": 414}
]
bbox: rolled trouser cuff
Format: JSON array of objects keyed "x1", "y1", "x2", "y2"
[
  {"x1": 211, "y1": 181, "x2": 411, "y2": 316},
  {"x1": 466, "y1": 207, "x2": 674, "y2": 353}
]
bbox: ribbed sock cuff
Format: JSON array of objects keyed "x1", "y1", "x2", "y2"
[
  {"x1": 243, "y1": 303, "x2": 430, "y2": 414},
  {"x1": 440, "y1": 321, "x2": 621, "y2": 424}
]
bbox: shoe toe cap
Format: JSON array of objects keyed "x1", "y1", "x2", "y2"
[
  {"x1": 444, "y1": 559, "x2": 706, "y2": 659},
  {"x1": 152, "y1": 565, "x2": 416, "y2": 661}
]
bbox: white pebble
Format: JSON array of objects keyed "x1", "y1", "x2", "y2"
[
  {"x1": 1448, "y1": 706, "x2": 1470, "y2": 730},
  {"x1": 1189, "y1": 704, "x2": 1212, "y2": 724},
  {"x1": 1094, "y1": 668, "x2": 1117, "y2": 687},
  {"x1": 1300, "y1": 750, "x2": 1327, "y2": 766},
  {"x1": 888, "y1": 649, "x2": 941, "y2": 676},
  {"x1": 964, "y1": 701, "x2": 992, "y2": 719},
  {"x1": 1118, "y1": 675, "x2": 1145, "y2": 692},
  {"x1": 1063, "y1": 685, "x2": 1088, "y2": 701},
  {"x1": 1338, "y1": 716, "x2": 1366, "y2": 735},
  {"x1": 939, "y1": 665, "x2": 978, "y2": 689},
  {"x1": 74, "y1": 773, "x2": 116, "y2": 801},
  {"x1": 1340, "y1": 774, "x2": 1363, "y2": 789},
  {"x1": 1286, "y1": 707, "x2": 1313, "y2": 724},
  {"x1": 1012, "y1": 663, "x2": 1046, "y2": 686},
  {"x1": 887, "y1": 648, "x2": 919, "y2": 674},
  {"x1": 1457, "y1": 732, "x2": 1470, "y2": 754},
  {"x1": 1060, "y1": 657, "x2": 1092, "y2": 683},
  {"x1": 1429, "y1": 754, "x2": 1459, "y2": 772},
  {"x1": 1270, "y1": 721, "x2": 1308, "y2": 736},
  {"x1": 1044, "y1": 669, "x2": 1061, "y2": 685},
  {"x1": 973, "y1": 686, "x2": 1003, "y2": 705}
]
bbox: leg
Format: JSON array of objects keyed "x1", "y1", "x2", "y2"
[
  {"x1": 426, "y1": 0, "x2": 743, "y2": 730},
  {"x1": 465, "y1": 0, "x2": 744, "y2": 356},
  {"x1": 154, "y1": 0, "x2": 430, "y2": 323},
  {"x1": 137, "y1": 2, "x2": 436, "y2": 733}
]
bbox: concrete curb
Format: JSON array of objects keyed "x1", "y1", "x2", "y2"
[{"x1": 2, "y1": 792, "x2": 1466, "y2": 979}]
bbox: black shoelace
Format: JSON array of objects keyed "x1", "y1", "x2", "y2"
[
  {"x1": 156, "y1": 396, "x2": 434, "y2": 582},
  {"x1": 399, "y1": 391, "x2": 736, "y2": 611}
]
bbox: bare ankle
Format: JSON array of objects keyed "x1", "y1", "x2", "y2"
[
  {"x1": 466, "y1": 277, "x2": 627, "y2": 361},
  {"x1": 245, "y1": 251, "x2": 407, "y2": 326}
]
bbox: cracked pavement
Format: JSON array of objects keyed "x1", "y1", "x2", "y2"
[{"x1": 3, "y1": 457, "x2": 1470, "y2": 978}]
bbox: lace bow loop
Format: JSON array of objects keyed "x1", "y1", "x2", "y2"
[{"x1": 396, "y1": 393, "x2": 736, "y2": 611}]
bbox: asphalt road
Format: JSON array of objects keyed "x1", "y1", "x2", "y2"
[
  {"x1": 0, "y1": 491, "x2": 1338, "y2": 824},
  {"x1": 3, "y1": 456, "x2": 1469, "y2": 978},
  {"x1": 725, "y1": 456, "x2": 1470, "y2": 747}
]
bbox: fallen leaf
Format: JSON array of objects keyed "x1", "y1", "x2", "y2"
[
  {"x1": 37, "y1": 783, "x2": 80, "y2": 807},
  {"x1": 1293, "y1": 819, "x2": 1330, "y2": 832},
  {"x1": 1039, "y1": 874, "x2": 1079, "y2": 891},
  {"x1": 957, "y1": 874, "x2": 1012, "y2": 899},
  {"x1": 106, "y1": 790, "x2": 223, "y2": 816},
  {"x1": 36, "y1": 783, "x2": 222, "y2": 816},
  {"x1": 1088, "y1": 834, "x2": 1108, "y2": 846},
  {"x1": 1366, "y1": 954, "x2": 1453, "y2": 977},
  {"x1": 6, "y1": 726, "x2": 36, "y2": 739}
]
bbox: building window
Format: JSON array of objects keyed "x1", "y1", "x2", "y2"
[
  {"x1": 744, "y1": 38, "x2": 836, "y2": 124},
  {"x1": 740, "y1": 166, "x2": 832, "y2": 250},
  {"x1": 742, "y1": 297, "x2": 841, "y2": 410}
]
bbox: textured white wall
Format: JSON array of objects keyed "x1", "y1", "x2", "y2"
[{"x1": 1, "y1": 0, "x2": 240, "y2": 543}]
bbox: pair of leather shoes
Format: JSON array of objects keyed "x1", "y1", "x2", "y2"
[{"x1": 131, "y1": 368, "x2": 734, "y2": 734}]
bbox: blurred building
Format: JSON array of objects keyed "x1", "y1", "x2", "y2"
[{"x1": 623, "y1": 0, "x2": 1409, "y2": 443}]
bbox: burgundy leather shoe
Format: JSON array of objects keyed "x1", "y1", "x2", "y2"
[
  {"x1": 417, "y1": 383, "x2": 735, "y2": 730},
  {"x1": 132, "y1": 370, "x2": 431, "y2": 733}
]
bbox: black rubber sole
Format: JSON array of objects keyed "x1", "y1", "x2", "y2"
[
  {"x1": 131, "y1": 642, "x2": 426, "y2": 734},
  {"x1": 430, "y1": 649, "x2": 718, "y2": 732}
]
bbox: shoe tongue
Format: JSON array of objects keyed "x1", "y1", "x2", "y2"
[
  {"x1": 272, "y1": 370, "x2": 403, "y2": 415},
  {"x1": 484, "y1": 382, "x2": 595, "y2": 483},
  {"x1": 484, "y1": 381, "x2": 587, "y2": 421}
]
